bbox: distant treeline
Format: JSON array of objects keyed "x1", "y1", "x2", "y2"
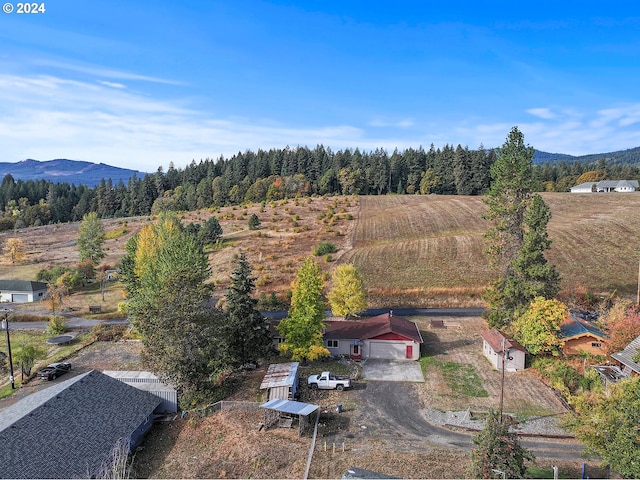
[{"x1": 1, "y1": 144, "x2": 639, "y2": 230}]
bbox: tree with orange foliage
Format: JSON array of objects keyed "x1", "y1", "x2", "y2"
[
  {"x1": 575, "y1": 170, "x2": 606, "y2": 185},
  {"x1": 602, "y1": 301, "x2": 640, "y2": 354}
]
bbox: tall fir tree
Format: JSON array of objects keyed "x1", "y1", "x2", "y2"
[
  {"x1": 224, "y1": 252, "x2": 273, "y2": 367},
  {"x1": 483, "y1": 127, "x2": 558, "y2": 328}
]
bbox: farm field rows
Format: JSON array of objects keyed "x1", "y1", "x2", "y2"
[{"x1": 345, "y1": 193, "x2": 640, "y2": 307}]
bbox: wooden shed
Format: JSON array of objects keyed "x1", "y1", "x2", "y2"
[{"x1": 260, "y1": 362, "x2": 299, "y2": 401}]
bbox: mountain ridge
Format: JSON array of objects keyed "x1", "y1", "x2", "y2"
[{"x1": 0, "y1": 159, "x2": 145, "y2": 187}]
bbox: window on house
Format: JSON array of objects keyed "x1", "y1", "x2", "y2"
[
  {"x1": 592, "y1": 342, "x2": 602, "y2": 348},
  {"x1": 327, "y1": 340, "x2": 338, "y2": 348}
]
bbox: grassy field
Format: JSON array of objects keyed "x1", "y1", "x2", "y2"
[
  {"x1": 1, "y1": 193, "x2": 639, "y2": 310},
  {"x1": 345, "y1": 193, "x2": 640, "y2": 307}
]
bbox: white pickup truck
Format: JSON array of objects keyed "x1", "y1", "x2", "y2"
[{"x1": 307, "y1": 371, "x2": 352, "y2": 391}]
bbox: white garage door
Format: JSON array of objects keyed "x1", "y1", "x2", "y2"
[
  {"x1": 11, "y1": 293, "x2": 29, "y2": 303},
  {"x1": 369, "y1": 341, "x2": 407, "y2": 359}
]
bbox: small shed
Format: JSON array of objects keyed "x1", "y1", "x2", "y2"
[
  {"x1": 260, "y1": 362, "x2": 299, "y2": 401},
  {"x1": 260, "y1": 398, "x2": 319, "y2": 436},
  {"x1": 481, "y1": 329, "x2": 527, "y2": 371},
  {"x1": 102, "y1": 370, "x2": 178, "y2": 413}
]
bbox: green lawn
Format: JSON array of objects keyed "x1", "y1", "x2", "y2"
[{"x1": 421, "y1": 356, "x2": 488, "y2": 397}]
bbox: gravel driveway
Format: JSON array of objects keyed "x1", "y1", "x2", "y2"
[{"x1": 361, "y1": 359, "x2": 425, "y2": 382}]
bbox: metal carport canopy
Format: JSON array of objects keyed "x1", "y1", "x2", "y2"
[{"x1": 260, "y1": 398, "x2": 319, "y2": 416}]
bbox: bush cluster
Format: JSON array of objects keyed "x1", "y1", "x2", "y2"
[{"x1": 313, "y1": 241, "x2": 337, "y2": 256}]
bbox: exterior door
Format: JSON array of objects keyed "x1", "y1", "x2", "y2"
[{"x1": 406, "y1": 345, "x2": 413, "y2": 359}]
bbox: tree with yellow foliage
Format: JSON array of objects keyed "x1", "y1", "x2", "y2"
[
  {"x1": 3, "y1": 238, "x2": 26, "y2": 264},
  {"x1": 328, "y1": 263, "x2": 367, "y2": 319},
  {"x1": 277, "y1": 258, "x2": 330, "y2": 362}
]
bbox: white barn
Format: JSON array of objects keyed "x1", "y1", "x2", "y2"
[{"x1": 0, "y1": 280, "x2": 48, "y2": 303}]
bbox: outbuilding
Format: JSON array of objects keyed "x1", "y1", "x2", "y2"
[
  {"x1": 559, "y1": 314, "x2": 608, "y2": 355},
  {"x1": 481, "y1": 329, "x2": 527, "y2": 371},
  {"x1": 102, "y1": 370, "x2": 178, "y2": 413},
  {"x1": 0, "y1": 280, "x2": 48, "y2": 303},
  {"x1": 260, "y1": 362, "x2": 300, "y2": 401}
]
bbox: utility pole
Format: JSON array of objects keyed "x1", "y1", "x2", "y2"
[
  {"x1": 637, "y1": 255, "x2": 640, "y2": 306},
  {"x1": 499, "y1": 336, "x2": 509, "y2": 424},
  {"x1": 2, "y1": 310, "x2": 15, "y2": 389}
]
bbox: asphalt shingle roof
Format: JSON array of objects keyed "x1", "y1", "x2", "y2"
[
  {"x1": 0, "y1": 280, "x2": 48, "y2": 293},
  {"x1": 0, "y1": 370, "x2": 162, "y2": 479},
  {"x1": 481, "y1": 329, "x2": 527, "y2": 353},
  {"x1": 611, "y1": 335, "x2": 640, "y2": 375},
  {"x1": 559, "y1": 315, "x2": 608, "y2": 341},
  {"x1": 325, "y1": 313, "x2": 423, "y2": 343}
]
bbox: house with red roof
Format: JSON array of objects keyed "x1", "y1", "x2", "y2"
[{"x1": 323, "y1": 312, "x2": 423, "y2": 360}]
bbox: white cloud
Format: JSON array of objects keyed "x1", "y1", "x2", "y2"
[
  {"x1": 99, "y1": 81, "x2": 126, "y2": 89},
  {"x1": 33, "y1": 59, "x2": 184, "y2": 85},
  {"x1": 526, "y1": 107, "x2": 556, "y2": 120},
  {"x1": 2, "y1": 71, "x2": 640, "y2": 174},
  {"x1": 368, "y1": 118, "x2": 415, "y2": 128}
]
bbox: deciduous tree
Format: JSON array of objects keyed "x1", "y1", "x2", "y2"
[
  {"x1": 569, "y1": 377, "x2": 640, "y2": 478},
  {"x1": 123, "y1": 214, "x2": 226, "y2": 397},
  {"x1": 328, "y1": 264, "x2": 367, "y2": 319},
  {"x1": 511, "y1": 297, "x2": 567, "y2": 355},
  {"x1": 15, "y1": 343, "x2": 45, "y2": 378},
  {"x1": 277, "y1": 258, "x2": 329, "y2": 362},
  {"x1": 602, "y1": 301, "x2": 640, "y2": 354},
  {"x1": 78, "y1": 212, "x2": 106, "y2": 265},
  {"x1": 3, "y1": 238, "x2": 26, "y2": 264},
  {"x1": 470, "y1": 409, "x2": 534, "y2": 478}
]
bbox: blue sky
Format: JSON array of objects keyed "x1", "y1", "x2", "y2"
[{"x1": 1, "y1": 1, "x2": 640, "y2": 173}]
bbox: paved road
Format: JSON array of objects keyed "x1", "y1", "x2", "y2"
[{"x1": 10, "y1": 307, "x2": 484, "y2": 330}]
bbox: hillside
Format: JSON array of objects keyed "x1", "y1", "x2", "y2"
[
  {"x1": 1, "y1": 193, "x2": 639, "y2": 309},
  {"x1": 534, "y1": 146, "x2": 640, "y2": 166},
  {"x1": 344, "y1": 194, "x2": 640, "y2": 307}
]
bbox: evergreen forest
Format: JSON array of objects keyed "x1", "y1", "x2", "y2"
[{"x1": 1, "y1": 144, "x2": 640, "y2": 230}]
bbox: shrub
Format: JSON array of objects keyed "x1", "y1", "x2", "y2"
[
  {"x1": 313, "y1": 241, "x2": 338, "y2": 256},
  {"x1": 47, "y1": 315, "x2": 67, "y2": 335},
  {"x1": 92, "y1": 323, "x2": 127, "y2": 342},
  {"x1": 37, "y1": 265, "x2": 72, "y2": 283}
]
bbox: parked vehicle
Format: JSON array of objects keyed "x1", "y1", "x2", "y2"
[
  {"x1": 38, "y1": 362, "x2": 71, "y2": 381},
  {"x1": 307, "y1": 371, "x2": 351, "y2": 391}
]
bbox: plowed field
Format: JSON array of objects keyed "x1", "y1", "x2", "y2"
[{"x1": 344, "y1": 193, "x2": 640, "y2": 307}]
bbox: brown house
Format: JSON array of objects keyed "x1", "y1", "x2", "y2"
[{"x1": 559, "y1": 314, "x2": 608, "y2": 356}]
